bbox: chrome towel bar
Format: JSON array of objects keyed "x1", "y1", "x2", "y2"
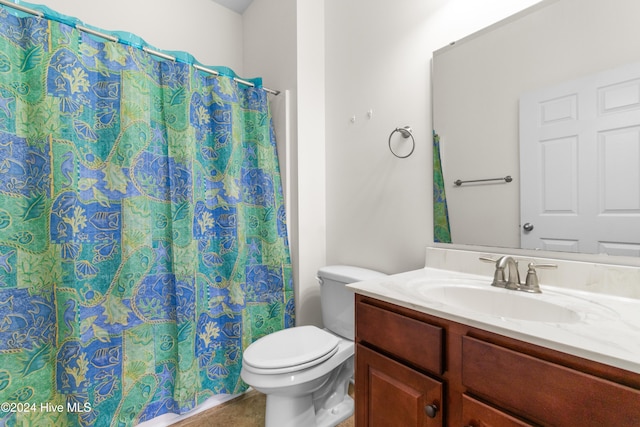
[{"x1": 454, "y1": 175, "x2": 512, "y2": 186}]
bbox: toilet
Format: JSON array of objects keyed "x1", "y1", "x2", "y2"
[{"x1": 240, "y1": 265, "x2": 386, "y2": 427}]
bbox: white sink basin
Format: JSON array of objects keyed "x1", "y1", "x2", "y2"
[
  {"x1": 419, "y1": 284, "x2": 581, "y2": 323},
  {"x1": 380, "y1": 277, "x2": 616, "y2": 324}
]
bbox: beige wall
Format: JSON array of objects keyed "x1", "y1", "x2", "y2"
[
  {"x1": 36, "y1": 0, "x2": 244, "y2": 72},
  {"x1": 324, "y1": 0, "x2": 542, "y2": 274}
]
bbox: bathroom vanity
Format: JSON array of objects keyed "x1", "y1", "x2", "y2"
[{"x1": 349, "y1": 249, "x2": 640, "y2": 426}]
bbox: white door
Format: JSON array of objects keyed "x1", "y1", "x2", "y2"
[{"x1": 520, "y1": 62, "x2": 640, "y2": 256}]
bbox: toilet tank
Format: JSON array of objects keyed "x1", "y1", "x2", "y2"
[{"x1": 317, "y1": 265, "x2": 387, "y2": 341}]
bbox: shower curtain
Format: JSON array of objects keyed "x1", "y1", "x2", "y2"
[
  {"x1": 433, "y1": 132, "x2": 451, "y2": 243},
  {"x1": 0, "y1": 4, "x2": 294, "y2": 427}
]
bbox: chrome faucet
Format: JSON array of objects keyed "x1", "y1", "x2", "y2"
[
  {"x1": 497, "y1": 256, "x2": 521, "y2": 290},
  {"x1": 480, "y1": 256, "x2": 557, "y2": 293},
  {"x1": 481, "y1": 256, "x2": 520, "y2": 290}
]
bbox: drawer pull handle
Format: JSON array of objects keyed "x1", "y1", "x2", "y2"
[{"x1": 424, "y1": 403, "x2": 439, "y2": 418}]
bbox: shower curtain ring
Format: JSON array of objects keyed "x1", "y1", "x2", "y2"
[{"x1": 388, "y1": 126, "x2": 415, "y2": 158}]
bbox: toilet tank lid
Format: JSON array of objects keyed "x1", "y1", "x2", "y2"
[{"x1": 318, "y1": 265, "x2": 387, "y2": 283}]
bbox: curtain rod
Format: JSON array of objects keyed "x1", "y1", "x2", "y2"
[{"x1": 0, "y1": 0, "x2": 280, "y2": 96}]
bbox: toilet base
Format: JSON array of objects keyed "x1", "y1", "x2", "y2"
[
  {"x1": 265, "y1": 393, "x2": 316, "y2": 427},
  {"x1": 264, "y1": 393, "x2": 354, "y2": 427},
  {"x1": 315, "y1": 394, "x2": 354, "y2": 427}
]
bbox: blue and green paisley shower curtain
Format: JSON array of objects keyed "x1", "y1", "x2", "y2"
[
  {"x1": 433, "y1": 131, "x2": 451, "y2": 243},
  {"x1": 0, "y1": 4, "x2": 294, "y2": 426}
]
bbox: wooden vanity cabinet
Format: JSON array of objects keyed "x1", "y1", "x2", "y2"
[{"x1": 354, "y1": 294, "x2": 640, "y2": 427}]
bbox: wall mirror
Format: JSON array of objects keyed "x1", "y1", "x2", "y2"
[{"x1": 432, "y1": 0, "x2": 640, "y2": 259}]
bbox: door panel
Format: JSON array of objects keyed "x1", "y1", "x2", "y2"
[{"x1": 520, "y1": 62, "x2": 640, "y2": 255}]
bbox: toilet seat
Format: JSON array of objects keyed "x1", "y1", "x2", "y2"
[{"x1": 243, "y1": 325, "x2": 340, "y2": 374}]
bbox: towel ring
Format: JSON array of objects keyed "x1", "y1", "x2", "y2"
[{"x1": 388, "y1": 126, "x2": 415, "y2": 158}]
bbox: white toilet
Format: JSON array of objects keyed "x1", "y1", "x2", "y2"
[{"x1": 240, "y1": 265, "x2": 386, "y2": 427}]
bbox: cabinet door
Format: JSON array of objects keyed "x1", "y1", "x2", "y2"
[{"x1": 356, "y1": 344, "x2": 443, "y2": 427}]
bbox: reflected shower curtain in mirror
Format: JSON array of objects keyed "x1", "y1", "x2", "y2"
[
  {"x1": 433, "y1": 132, "x2": 451, "y2": 243},
  {"x1": 0, "y1": 6, "x2": 294, "y2": 427}
]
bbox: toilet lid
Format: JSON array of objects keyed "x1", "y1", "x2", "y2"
[{"x1": 243, "y1": 325, "x2": 340, "y2": 371}]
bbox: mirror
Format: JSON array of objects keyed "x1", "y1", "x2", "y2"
[{"x1": 433, "y1": 0, "x2": 640, "y2": 256}]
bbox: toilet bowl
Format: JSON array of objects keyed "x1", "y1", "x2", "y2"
[{"x1": 240, "y1": 265, "x2": 386, "y2": 427}]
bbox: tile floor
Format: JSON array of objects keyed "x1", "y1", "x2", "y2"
[{"x1": 172, "y1": 387, "x2": 355, "y2": 427}]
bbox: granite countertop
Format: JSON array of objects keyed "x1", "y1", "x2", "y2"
[{"x1": 347, "y1": 267, "x2": 640, "y2": 374}]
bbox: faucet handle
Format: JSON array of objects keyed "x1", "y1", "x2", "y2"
[
  {"x1": 529, "y1": 262, "x2": 558, "y2": 270},
  {"x1": 479, "y1": 256, "x2": 499, "y2": 264},
  {"x1": 521, "y1": 262, "x2": 557, "y2": 293}
]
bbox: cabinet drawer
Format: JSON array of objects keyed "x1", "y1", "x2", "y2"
[
  {"x1": 462, "y1": 336, "x2": 640, "y2": 426},
  {"x1": 356, "y1": 299, "x2": 444, "y2": 375},
  {"x1": 462, "y1": 394, "x2": 533, "y2": 427}
]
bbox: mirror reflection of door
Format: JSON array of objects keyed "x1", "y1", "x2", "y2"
[{"x1": 520, "y1": 62, "x2": 640, "y2": 256}]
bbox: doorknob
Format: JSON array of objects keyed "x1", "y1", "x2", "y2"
[{"x1": 523, "y1": 222, "x2": 534, "y2": 232}]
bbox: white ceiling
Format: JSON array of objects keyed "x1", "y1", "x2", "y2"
[{"x1": 211, "y1": 0, "x2": 254, "y2": 14}]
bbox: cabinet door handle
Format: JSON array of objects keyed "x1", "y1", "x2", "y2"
[{"x1": 424, "y1": 403, "x2": 439, "y2": 418}]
